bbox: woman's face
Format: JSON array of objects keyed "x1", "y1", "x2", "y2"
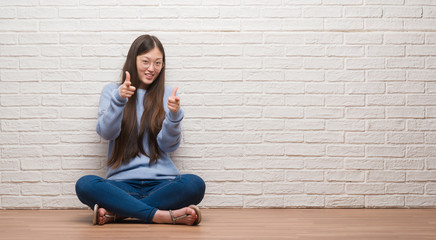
[{"x1": 136, "y1": 46, "x2": 164, "y2": 89}]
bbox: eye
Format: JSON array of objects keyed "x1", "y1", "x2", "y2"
[{"x1": 156, "y1": 62, "x2": 162, "y2": 66}]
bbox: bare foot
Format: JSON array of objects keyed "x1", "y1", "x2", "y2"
[
  {"x1": 152, "y1": 207, "x2": 197, "y2": 225},
  {"x1": 97, "y1": 208, "x2": 125, "y2": 225}
]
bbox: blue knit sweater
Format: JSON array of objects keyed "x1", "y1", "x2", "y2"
[{"x1": 96, "y1": 83, "x2": 183, "y2": 180}]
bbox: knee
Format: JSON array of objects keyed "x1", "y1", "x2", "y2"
[
  {"x1": 183, "y1": 174, "x2": 206, "y2": 197},
  {"x1": 75, "y1": 175, "x2": 102, "y2": 197}
]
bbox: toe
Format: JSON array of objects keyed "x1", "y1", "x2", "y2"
[
  {"x1": 187, "y1": 207, "x2": 195, "y2": 216},
  {"x1": 97, "y1": 208, "x2": 106, "y2": 225},
  {"x1": 189, "y1": 208, "x2": 197, "y2": 218}
]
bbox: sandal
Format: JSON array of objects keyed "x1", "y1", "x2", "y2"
[
  {"x1": 92, "y1": 204, "x2": 118, "y2": 225},
  {"x1": 169, "y1": 205, "x2": 202, "y2": 226}
]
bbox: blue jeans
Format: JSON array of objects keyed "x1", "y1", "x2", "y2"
[{"x1": 75, "y1": 174, "x2": 206, "y2": 223}]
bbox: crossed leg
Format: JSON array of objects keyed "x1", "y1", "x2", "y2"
[{"x1": 76, "y1": 174, "x2": 205, "y2": 225}]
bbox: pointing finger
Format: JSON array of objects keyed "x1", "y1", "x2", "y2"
[
  {"x1": 171, "y1": 87, "x2": 178, "y2": 97},
  {"x1": 125, "y1": 71, "x2": 131, "y2": 86}
]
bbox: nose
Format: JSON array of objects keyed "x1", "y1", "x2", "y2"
[{"x1": 147, "y1": 63, "x2": 155, "y2": 71}]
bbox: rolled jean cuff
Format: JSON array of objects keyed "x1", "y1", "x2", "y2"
[{"x1": 148, "y1": 207, "x2": 159, "y2": 223}]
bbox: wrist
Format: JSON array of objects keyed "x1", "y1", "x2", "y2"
[
  {"x1": 115, "y1": 86, "x2": 128, "y2": 103},
  {"x1": 168, "y1": 108, "x2": 183, "y2": 122}
]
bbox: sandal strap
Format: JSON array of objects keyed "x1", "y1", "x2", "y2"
[
  {"x1": 104, "y1": 214, "x2": 117, "y2": 222},
  {"x1": 169, "y1": 210, "x2": 176, "y2": 224},
  {"x1": 169, "y1": 210, "x2": 189, "y2": 224}
]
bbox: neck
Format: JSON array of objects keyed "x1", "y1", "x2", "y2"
[{"x1": 139, "y1": 83, "x2": 149, "y2": 90}]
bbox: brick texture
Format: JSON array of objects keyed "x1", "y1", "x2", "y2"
[{"x1": 1, "y1": 2, "x2": 436, "y2": 209}]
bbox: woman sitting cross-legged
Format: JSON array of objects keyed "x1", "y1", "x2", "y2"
[{"x1": 75, "y1": 34, "x2": 205, "y2": 226}]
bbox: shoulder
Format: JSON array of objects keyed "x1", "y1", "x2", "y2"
[
  {"x1": 164, "y1": 86, "x2": 179, "y2": 95},
  {"x1": 164, "y1": 86, "x2": 175, "y2": 97},
  {"x1": 165, "y1": 85, "x2": 173, "y2": 93},
  {"x1": 101, "y1": 82, "x2": 121, "y2": 94},
  {"x1": 103, "y1": 82, "x2": 121, "y2": 91}
]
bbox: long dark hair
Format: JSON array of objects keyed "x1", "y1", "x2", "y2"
[{"x1": 108, "y1": 35, "x2": 166, "y2": 169}]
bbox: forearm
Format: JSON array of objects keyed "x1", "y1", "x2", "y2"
[
  {"x1": 96, "y1": 86, "x2": 127, "y2": 140},
  {"x1": 157, "y1": 108, "x2": 184, "y2": 153}
]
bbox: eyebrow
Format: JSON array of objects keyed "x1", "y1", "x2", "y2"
[{"x1": 142, "y1": 56, "x2": 163, "y2": 61}]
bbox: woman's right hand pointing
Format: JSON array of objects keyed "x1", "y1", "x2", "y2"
[{"x1": 119, "y1": 71, "x2": 136, "y2": 99}]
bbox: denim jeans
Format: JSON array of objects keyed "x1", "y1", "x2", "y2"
[{"x1": 75, "y1": 174, "x2": 206, "y2": 223}]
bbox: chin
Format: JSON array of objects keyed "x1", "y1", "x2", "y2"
[{"x1": 140, "y1": 79, "x2": 155, "y2": 87}]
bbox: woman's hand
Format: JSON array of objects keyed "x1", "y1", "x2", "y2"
[
  {"x1": 168, "y1": 87, "x2": 180, "y2": 112},
  {"x1": 119, "y1": 71, "x2": 136, "y2": 98}
]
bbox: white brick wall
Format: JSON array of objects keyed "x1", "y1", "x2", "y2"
[{"x1": 1, "y1": 1, "x2": 436, "y2": 209}]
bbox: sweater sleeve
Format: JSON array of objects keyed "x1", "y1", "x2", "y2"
[
  {"x1": 157, "y1": 89, "x2": 184, "y2": 153},
  {"x1": 96, "y1": 83, "x2": 127, "y2": 140}
]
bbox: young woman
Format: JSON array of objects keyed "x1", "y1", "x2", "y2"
[{"x1": 75, "y1": 34, "x2": 205, "y2": 226}]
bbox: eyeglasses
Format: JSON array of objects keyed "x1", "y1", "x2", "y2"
[{"x1": 141, "y1": 60, "x2": 164, "y2": 70}]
